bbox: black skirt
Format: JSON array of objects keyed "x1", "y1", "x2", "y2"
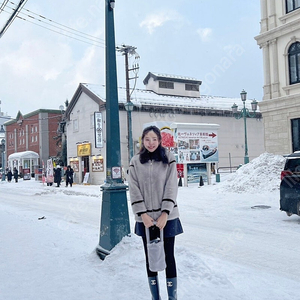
[{"x1": 134, "y1": 218, "x2": 183, "y2": 238}]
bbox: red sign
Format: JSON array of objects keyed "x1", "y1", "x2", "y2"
[{"x1": 177, "y1": 163, "x2": 184, "y2": 178}]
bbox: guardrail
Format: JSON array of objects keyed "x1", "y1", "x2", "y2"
[{"x1": 217, "y1": 166, "x2": 239, "y2": 173}]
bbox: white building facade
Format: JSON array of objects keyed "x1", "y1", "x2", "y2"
[
  {"x1": 65, "y1": 73, "x2": 265, "y2": 185},
  {"x1": 255, "y1": 0, "x2": 300, "y2": 154}
]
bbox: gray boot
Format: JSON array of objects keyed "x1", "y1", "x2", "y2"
[
  {"x1": 148, "y1": 276, "x2": 161, "y2": 300},
  {"x1": 166, "y1": 277, "x2": 177, "y2": 300}
]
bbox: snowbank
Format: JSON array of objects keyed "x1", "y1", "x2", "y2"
[{"x1": 216, "y1": 153, "x2": 285, "y2": 193}]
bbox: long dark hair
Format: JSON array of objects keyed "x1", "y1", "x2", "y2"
[{"x1": 139, "y1": 126, "x2": 168, "y2": 164}]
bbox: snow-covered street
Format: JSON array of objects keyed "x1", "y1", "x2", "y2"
[{"x1": 1, "y1": 153, "x2": 300, "y2": 300}]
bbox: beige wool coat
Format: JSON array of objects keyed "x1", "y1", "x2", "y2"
[{"x1": 128, "y1": 151, "x2": 179, "y2": 222}]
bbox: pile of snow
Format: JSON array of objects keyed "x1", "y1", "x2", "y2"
[{"x1": 216, "y1": 153, "x2": 286, "y2": 193}]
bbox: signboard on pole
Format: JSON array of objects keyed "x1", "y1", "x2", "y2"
[
  {"x1": 171, "y1": 123, "x2": 219, "y2": 163},
  {"x1": 23, "y1": 168, "x2": 31, "y2": 180},
  {"x1": 46, "y1": 159, "x2": 54, "y2": 184},
  {"x1": 94, "y1": 112, "x2": 103, "y2": 148}
]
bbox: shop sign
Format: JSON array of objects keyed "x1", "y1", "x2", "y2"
[
  {"x1": 77, "y1": 143, "x2": 91, "y2": 156},
  {"x1": 94, "y1": 112, "x2": 103, "y2": 148}
]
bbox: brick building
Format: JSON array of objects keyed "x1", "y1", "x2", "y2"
[{"x1": 4, "y1": 109, "x2": 63, "y2": 173}]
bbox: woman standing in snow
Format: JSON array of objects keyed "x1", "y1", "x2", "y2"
[
  {"x1": 13, "y1": 167, "x2": 18, "y2": 183},
  {"x1": 6, "y1": 169, "x2": 12, "y2": 182},
  {"x1": 129, "y1": 125, "x2": 183, "y2": 300},
  {"x1": 54, "y1": 165, "x2": 62, "y2": 187},
  {"x1": 65, "y1": 165, "x2": 74, "y2": 187}
]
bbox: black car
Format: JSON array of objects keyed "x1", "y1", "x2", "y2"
[{"x1": 280, "y1": 152, "x2": 300, "y2": 216}]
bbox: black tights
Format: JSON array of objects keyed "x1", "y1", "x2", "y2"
[{"x1": 142, "y1": 236, "x2": 177, "y2": 278}]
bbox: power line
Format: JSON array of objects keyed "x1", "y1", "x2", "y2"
[
  {"x1": 0, "y1": 0, "x2": 27, "y2": 38},
  {"x1": 5, "y1": 2, "x2": 106, "y2": 47},
  {"x1": 8, "y1": 1, "x2": 105, "y2": 43},
  {"x1": 1, "y1": 2, "x2": 131, "y2": 50},
  {"x1": 1, "y1": 8, "x2": 105, "y2": 47},
  {"x1": 0, "y1": 0, "x2": 9, "y2": 14},
  {"x1": 15, "y1": 14, "x2": 105, "y2": 48}
]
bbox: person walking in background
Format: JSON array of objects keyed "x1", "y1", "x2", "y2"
[
  {"x1": 6, "y1": 169, "x2": 12, "y2": 182},
  {"x1": 13, "y1": 167, "x2": 18, "y2": 183},
  {"x1": 128, "y1": 125, "x2": 183, "y2": 300},
  {"x1": 65, "y1": 165, "x2": 74, "y2": 187},
  {"x1": 54, "y1": 165, "x2": 62, "y2": 187}
]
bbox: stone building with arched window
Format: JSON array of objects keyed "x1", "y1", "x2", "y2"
[{"x1": 255, "y1": 0, "x2": 300, "y2": 154}]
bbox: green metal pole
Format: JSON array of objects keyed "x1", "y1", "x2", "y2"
[
  {"x1": 243, "y1": 103, "x2": 249, "y2": 164},
  {"x1": 128, "y1": 110, "x2": 134, "y2": 160},
  {"x1": 96, "y1": 0, "x2": 130, "y2": 260}
]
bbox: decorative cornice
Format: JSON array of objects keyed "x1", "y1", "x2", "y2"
[{"x1": 255, "y1": 18, "x2": 300, "y2": 46}]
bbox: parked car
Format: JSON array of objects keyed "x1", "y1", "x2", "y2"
[
  {"x1": 281, "y1": 151, "x2": 300, "y2": 180},
  {"x1": 280, "y1": 151, "x2": 300, "y2": 216}
]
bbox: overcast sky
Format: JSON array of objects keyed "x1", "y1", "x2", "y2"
[{"x1": 0, "y1": 0, "x2": 262, "y2": 118}]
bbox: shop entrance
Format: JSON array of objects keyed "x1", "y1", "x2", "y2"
[{"x1": 82, "y1": 156, "x2": 90, "y2": 182}]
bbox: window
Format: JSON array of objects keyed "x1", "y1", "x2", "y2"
[
  {"x1": 73, "y1": 119, "x2": 79, "y2": 132},
  {"x1": 288, "y1": 42, "x2": 300, "y2": 84},
  {"x1": 292, "y1": 118, "x2": 300, "y2": 152},
  {"x1": 90, "y1": 114, "x2": 94, "y2": 129},
  {"x1": 159, "y1": 81, "x2": 174, "y2": 89},
  {"x1": 286, "y1": 0, "x2": 300, "y2": 13},
  {"x1": 185, "y1": 84, "x2": 199, "y2": 91}
]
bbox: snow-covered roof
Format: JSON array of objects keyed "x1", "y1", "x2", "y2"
[
  {"x1": 143, "y1": 72, "x2": 202, "y2": 85},
  {"x1": 82, "y1": 83, "x2": 260, "y2": 112},
  {"x1": 150, "y1": 72, "x2": 199, "y2": 81},
  {"x1": 8, "y1": 151, "x2": 39, "y2": 160},
  {"x1": 170, "y1": 122, "x2": 220, "y2": 129}
]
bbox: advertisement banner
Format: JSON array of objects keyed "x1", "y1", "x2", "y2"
[
  {"x1": 46, "y1": 159, "x2": 54, "y2": 183},
  {"x1": 174, "y1": 127, "x2": 219, "y2": 163},
  {"x1": 23, "y1": 168, "x2": 31, "y2": 180},
  {"x1": 143, "y1": 122, "x2": 219, "y2": 164},
  {"x1": 94, "y1": 112, "x2": 103, "y2": 148}
]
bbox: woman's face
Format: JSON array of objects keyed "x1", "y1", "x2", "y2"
[{"x1": 143, "y1": 130, "x2": 160, "y2": 152}]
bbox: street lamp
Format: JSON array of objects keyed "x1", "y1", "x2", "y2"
[
  {"x1": 124, "y1": 101, "x2": 134, "y2": 162},
  {"x1": 232, "y1": 90, "x2": 258, "y2": 164},
  {"x1": 1, "y1": 139, "x2": 5, "y2": 181},
  {"x1": 96, "y1": 0, "x2": 130, "y2": 260}
]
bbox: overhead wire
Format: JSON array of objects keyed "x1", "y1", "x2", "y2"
[
  {"x1": 8, "y1": 1, "x2": 105, "y2": 42},
  {"x1": 0, "y1": 0, "x2": 9, "y2": 14},
  {"x1": 7, "y1": 1, "x2": 105, "y2": 46},
  {"x1": 15, "y1": 14, "x2": 106, "y2": 48},
  {"x1": 2, "y1": 1, "x2": 129, "y2": 49},
  {"x1": 0, "y1": 0, "x2": 27, "y2": 38},
  {"x1": 2, "y1": 3, "x2": 106, "y2": 47}
]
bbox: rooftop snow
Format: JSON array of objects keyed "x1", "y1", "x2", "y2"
[{"x1": 82, "y1": 83, "x2": 260, "y2": 112}]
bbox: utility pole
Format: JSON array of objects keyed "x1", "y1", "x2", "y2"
[
  {"x1": 96, "y1": 0, "x2": 130, "y2": 260},
  {"x1": 116, "y1": 45, "x2": 139, "y2": 162}
]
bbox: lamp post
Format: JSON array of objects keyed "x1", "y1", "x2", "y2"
[
  {"x1": 124, "y1": 101, "x2": 134, "y2": 162},
  {"x1": 232, "y1": 90, "x2": 258, "y2": 164},
  {"x1": 1, "y1": 139, "x2": 5, "y2": 181},
  {"x1": 96, "y1": 0, "x2": 130, "y2": 260}
]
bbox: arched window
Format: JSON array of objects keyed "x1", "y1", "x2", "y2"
[
  {"x1": 286, "y1": 0, "x2": 300, "y2": 13},
  {"x1": 288, "y1": 42, "x2": 300, "y2": 84}
]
